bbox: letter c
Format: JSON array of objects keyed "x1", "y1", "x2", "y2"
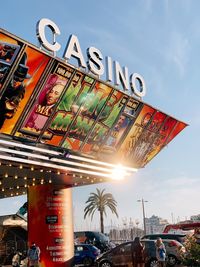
[{"x1": 36, "y1": 18, "x2": 61, "y2": 53}]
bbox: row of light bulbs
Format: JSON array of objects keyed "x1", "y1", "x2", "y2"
[
  {"x1": 0, "y1": 173, "x2": 103, "y2": 197},
  {"x1": 1, "y1": 161, "x2": 64, "y2": 174},
  {"x1": 0, "y1": 157, "x2": 105, "y2": 199}
]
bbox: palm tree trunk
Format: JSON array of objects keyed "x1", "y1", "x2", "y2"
[{"x1": 100, "y1": 210, "x2": 104, "y2": 233}]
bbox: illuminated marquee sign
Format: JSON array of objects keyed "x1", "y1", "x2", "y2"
[
  {"x1": 0, "y1": 27, "x2": 187, "y2": 169},
  {"x1": 36, "y1": 18, "x2": 146, "y2": 98}
]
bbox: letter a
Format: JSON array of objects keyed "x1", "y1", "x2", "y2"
[{"x1": 63, "y1": 34, "x2": 86, "y2": 68}]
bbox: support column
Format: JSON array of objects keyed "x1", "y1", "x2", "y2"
[{"x1": 28, "y1": 184, "x2": 74, "y2": 267}]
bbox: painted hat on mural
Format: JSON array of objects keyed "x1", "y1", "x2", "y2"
[
  {"x1": 14, "y1": 64, "x2": 31, "y2": 79},
  {"x1": 14, "y1": 53, "x2": 31, "y2": 80},
  {"x1": 0, "y1": 64, "x2": 8, "y2": 74}
]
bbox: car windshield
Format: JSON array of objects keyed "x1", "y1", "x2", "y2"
[{"x1": 94, "y1": 232, "x2": 109, "y2": 242}]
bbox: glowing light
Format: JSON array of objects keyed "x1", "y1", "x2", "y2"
[
  {"x1": 69, "y1": 154, "x2": 138, "y2": 172},
  {"x1": 111, "y1": 164, "x2": 128, "y2": 180},
  {"x1": 0, "y1": 139, "x2": 60, "y2": 155}
]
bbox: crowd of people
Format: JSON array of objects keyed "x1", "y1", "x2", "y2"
[{"x1": 10, "y1": 237, "x2": 167, "y2": 267}]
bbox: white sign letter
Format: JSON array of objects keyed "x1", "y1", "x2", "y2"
[
  {"x1": 36, "y1": 18, "x2": 61, "y2": 53},
  {"x1": 87, "y1": 47, "x2": 104, "y2": 76},
  {"x1": 106, "y1": 56, "x2": 113, "y2": 82},
  {"x1": 63, "y1": 34, "x2": 86, "y2": 68},
  {"x1": 130, "y1": 73, "x2": 146, "y2": 98},
  {"x1": 114, "y1": 61, "x2": 129, "y2": 90}
]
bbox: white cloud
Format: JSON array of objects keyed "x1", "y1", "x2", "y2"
[{"x1": 164, "y1": 32, "x2": 190, "y2": 77}]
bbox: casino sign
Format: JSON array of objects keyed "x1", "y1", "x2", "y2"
[{"x1": 0, "y1": 19, "x2": 187, "y2": 267}]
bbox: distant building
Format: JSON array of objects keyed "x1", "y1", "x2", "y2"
[
  {"x1": 190, "y1": 214, "x2": 200, "y2": 222},
  {"x1": 145, "y1": 215, "x2": 169, "y2": 234}
]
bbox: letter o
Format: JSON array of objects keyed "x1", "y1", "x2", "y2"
[{"x1": 130, "y1": 73, "x2": 146, "y2": 98}]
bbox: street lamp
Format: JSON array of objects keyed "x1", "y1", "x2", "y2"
[{"x1": 137, "y1": 198, "x2": 148, "y2": 235}]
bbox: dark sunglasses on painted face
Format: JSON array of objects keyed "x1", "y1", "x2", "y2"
[{"x1": 13, "y1": 76, "x2": 24, "y2": 82}]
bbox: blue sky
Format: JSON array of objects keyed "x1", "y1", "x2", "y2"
[{"x1": 0, "y1": 0, "x2": 200, "y2": 231}]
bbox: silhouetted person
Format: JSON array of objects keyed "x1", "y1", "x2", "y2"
[
  {"x1": 27, "y1": 242, "x2": 40, "y2": 267},
  {"x1": 132, "y1": 237, "x2": 145, "y2": 267}
]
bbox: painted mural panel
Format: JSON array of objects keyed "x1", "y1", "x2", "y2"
[
  {"x1": 118, "y1": 104, "x2": 156, "y2": 167},
  {"x1": 0, "y1": 32, "x2": 50, "y2": 134},
  {"x1": 0, "y1": 40, "x2": 21, "y2": 90},
  {"x1": 101, "y1": 97, "x2": 142, "y2": 151},
  {"x1": 41, "y1": 73, "x2": 95, "y2": 147},
  {"x1": 0, "y1": 33, "x2": 22, "y2": 91},
  {"x1": 61, "y1": 82, "x2": 113, "y2": 151},
  {"x1": 130, "y1": 110, "x2": 169, "y2": 167},
  {"x1": 165, "y1": 121, "x2": 187, "y2": 145},
  {"x1": 16, "y1": 62, "x2": 74, "y2": 140},
  {"x1": 81, "y1": 94, "x2": 142, "y2": 155}
]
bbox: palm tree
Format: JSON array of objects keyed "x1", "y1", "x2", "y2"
[{"x1": 84, "y1": 188, "x2": 118, "y2": 233}]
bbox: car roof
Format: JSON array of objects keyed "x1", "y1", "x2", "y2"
[
  {"x1": 142, "y1": 233, "x2": 186, "y2": 237},
  {"x1": 75, "y1": 244, "x2": 94, "y2": 247},
  {"x1": 114, "y1": 240, "x2": 156, "y2": 248},
  {"x1": 141, "y1": 239, "x2": 157, "y2": 242}
]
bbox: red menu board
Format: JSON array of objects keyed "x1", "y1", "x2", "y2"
[{"x1": 28, "y1": 185, "x2": 74, "y2": 267}]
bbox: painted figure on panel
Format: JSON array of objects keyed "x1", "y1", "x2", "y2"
[{"x1": 0, "y1": 53, "x2": 31, "y2": 129}]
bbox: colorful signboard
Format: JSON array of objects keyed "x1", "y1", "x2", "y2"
[
  {"x1": 0, "y1": 32, "x2": 50, "y2": 134},
  {"x1": 28, "y1": 185, "x2": 74, "y2": 267},
  {"x1": 0, "y1": 28, "x2": 187, "y2": 168}
]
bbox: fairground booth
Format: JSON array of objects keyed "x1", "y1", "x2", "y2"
[{"x1": 0, "y1": 19, "x2": 187, "y2": 266}]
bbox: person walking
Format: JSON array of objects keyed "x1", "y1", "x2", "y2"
[
  {"x1": 155, "y1": 237, "x2": 166, "y2": 267},
  {"x1": 132, "y1": 236, "x2": 145, "y2": 267},
  {"x1": 27, "y1": 242, "x2": 40, "y2": 267},
  {"x1": 12, "y1": 251, "x2": 21, "y2": 267}
]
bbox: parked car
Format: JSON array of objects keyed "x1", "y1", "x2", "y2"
[
  {"x1": 95, "y1": 240, "x2": 158, "y2": 267},
  {"x1": 141, "y1": 233, "x2": 186, "y2": 244},
  {"x1": 162, "y1": 239, "x2": 186, "y2": 266},
  {"x1": 74, "y1": 244, "x2": 100, "y2": 266},
  {"x1": 74, "y1": 231, "x2": 111, "y2": 252},
  {"x1": 142, "y1": 238, "x2": 186, "y2": 267}
]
